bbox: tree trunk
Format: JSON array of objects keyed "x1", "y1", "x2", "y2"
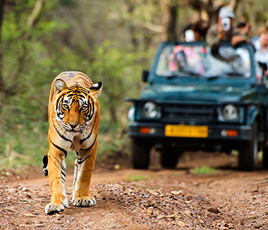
[
  {"x1": 161, "y1": 0, "x2": 178, "y2": 41},
  {"x1": 0, "y1": 0, "x2": 6, "y2": 93},
  {"x1": 109, "y1": 106, "x2": 117, "y2": 123},
  {"x1": 143, "y1": 27, "x2": 154, "y2": 51},
  {"x1": 126, "y1": 1, "x2": 139, "y2": 50},
  {"x1": 0, "y1": 0, "x2": 6, "y2": 134}
]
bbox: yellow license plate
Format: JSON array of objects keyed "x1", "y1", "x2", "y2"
[{"x1": 165, "y1": 125, "x2": 208, "y2": 138}]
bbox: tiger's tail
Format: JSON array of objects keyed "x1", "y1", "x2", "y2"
[{"x1": 42, "y1": 155, "x2": 48, "y2": 176}]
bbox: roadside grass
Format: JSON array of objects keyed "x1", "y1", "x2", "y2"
[
  {"x1": 0, "y1": 121, "x2": 49, "y2": 172},
  {"x1": 0, "y1": 119, "x2": 130, "y2": 172},
  {"x1": 97, "y1": 121, "x2": 130, "y2": 157},
  {"x1": 190, "y1": 166, "x2": 218, "y2": 175},
  {"x1": 127, "y1": 174, "x2": 147, "y2": 181}
]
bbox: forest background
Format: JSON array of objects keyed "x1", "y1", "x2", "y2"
[{"x1": 0, "y1": 0, "x2": 267, "y2": 171}]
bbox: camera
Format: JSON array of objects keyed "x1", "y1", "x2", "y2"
[{"x1": 222, "y1": 18, "x2": 230, "y2": 31}]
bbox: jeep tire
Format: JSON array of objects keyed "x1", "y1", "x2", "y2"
[
  {"x1": 263, "y1": 145, "x2": 268, "y2": 169},
  {"x1": 131, "y1": 138, "x2": 151, "y2": 169},
  {"x1": 238, "y1": 122, "x2": 258, "y2": 171},
  {"x1": 160, "y1": 146, "x2": 179, "y2": 169}
]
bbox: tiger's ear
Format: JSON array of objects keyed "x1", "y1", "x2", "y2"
[
  {"x1": 55, "y1": 79, "x2": 67, "y2": 93},
  {"x1": 89, "y1": 82, "x2": 102, "y2": 98}
]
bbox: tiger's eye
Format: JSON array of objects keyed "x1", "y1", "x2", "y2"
[
  {"x1": 62, "y1": 104, "x2": 69, "y2": 110},
  {"x1": 81, "y1": 105, "x2": 88, "y2": 111}
]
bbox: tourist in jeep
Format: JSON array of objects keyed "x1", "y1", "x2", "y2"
[
  {"x1": 253, "y1": 25, "x2": 268, "y2": 81},
  {"x1": 206, "y1": 7, "x2": 246, "y2": 62}
]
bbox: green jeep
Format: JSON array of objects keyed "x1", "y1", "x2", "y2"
[{"x1": 127, "y1": 42, "x2": 268, "y2": 171}]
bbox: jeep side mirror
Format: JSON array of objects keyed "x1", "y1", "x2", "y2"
[{"x1": 142, "y1": 70, "x2": 149, "y2": 82}]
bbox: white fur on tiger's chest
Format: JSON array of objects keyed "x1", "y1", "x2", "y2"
[{"x1": 60, "y1": 130, "x2": 96, "y2": 152}]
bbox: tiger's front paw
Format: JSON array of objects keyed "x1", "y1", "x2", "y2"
[
  {"x1": 72, "y1": 195, "x2": 96, "y2": 207},
  {"x1": 45, "y1": 198, "x2": 68, "y2": 214}
]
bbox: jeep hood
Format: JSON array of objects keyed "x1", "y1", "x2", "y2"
[{"x1": 141, "y1": 84, "x2": 255, "y2": 103}]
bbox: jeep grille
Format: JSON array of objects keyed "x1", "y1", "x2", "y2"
[{"x1": 161, "y1": 104, "x2": 216, "y2": 124}]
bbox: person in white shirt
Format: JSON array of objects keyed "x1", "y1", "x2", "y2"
[{"x1": 253, "y1": 26, "x2": 268, "y2": 80}]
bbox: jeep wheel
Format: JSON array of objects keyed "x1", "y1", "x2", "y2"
[
  {"x1": 131, "y1": 138, "x2": 152, "y2": 169},
  {"x1": 262, "y1": 145, "x2": 268, "y2": 169},
  {"x1": 238, "y1": 122, "x2": 258, "y2": 171},
  {"x1": 160, "y1": 146, "x2": 180, "y2": 169}
]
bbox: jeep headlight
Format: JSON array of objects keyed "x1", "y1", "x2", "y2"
[
  {"x1": 221, "y1": 104, "x2": 239, "y2": 121},
  {"x1": 142, "y1": 102, "x2": 161, "y2": 119},
  {"x1": 128, "y1": 106, "x2": 135, "y2": 121}
]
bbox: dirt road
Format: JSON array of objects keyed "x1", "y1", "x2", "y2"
[{"x1": 1, "y1": 152, "x2": 268, "y2": 229}]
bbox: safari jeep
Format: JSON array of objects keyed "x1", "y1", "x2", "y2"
[{"x1": 127, "y1": 42, "x2": 268, "y2": 171}]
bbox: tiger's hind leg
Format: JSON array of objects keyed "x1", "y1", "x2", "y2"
[
  {"x1": 72, "y1": 141, "x2": 97, "y2": 207},
  {"x1": 45, "y1": 142, "x2": 68, "y2": 214}
]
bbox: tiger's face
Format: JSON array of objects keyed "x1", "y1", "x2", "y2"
[{"x1": 54, "y1": 79, "x2": 102, "y2": 133}]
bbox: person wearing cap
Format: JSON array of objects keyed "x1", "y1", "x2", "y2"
[{"x1": 206, "y1": 6, "x2": 247, "y2": 61}]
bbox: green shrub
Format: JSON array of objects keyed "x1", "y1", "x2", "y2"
[{"x1": 190, "y1": 166, "x2": 218, "y2": 175}]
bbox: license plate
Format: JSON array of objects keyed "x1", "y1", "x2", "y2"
[{"x1": 165, "y1": 125, "x2": 208, "y2": 138}]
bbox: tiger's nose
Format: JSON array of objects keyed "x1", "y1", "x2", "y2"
[{"x1": 69, "y1": 123, "x2": 78, "y2": 129}]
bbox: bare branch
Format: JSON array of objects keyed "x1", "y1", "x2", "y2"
[
  {"x1": 228, "y1": 0, "x2": 240, "y2": 11},
  {"x1": 143, "y1": 23, "x2": 165, "y2": 33},
  {"x1": 27, "y1": 0, "x2": 43, "y2": 29},
  {"x1": 13, "y1": 0, "x2": 44, "y2": 91}
]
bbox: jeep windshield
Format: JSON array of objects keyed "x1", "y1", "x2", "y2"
[{"x1": 155, "y1": 43, "x2": 252, "y2": 79}]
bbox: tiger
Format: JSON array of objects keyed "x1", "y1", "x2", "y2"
[{"x1": 42, "y1": 71, "x2": 102, "y2": 214}]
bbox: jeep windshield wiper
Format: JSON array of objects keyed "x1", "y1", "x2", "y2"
[
  {"x1": 205, "y1": 75, "x2": 220, "y2": 81},
  {"x1": 166, "y1": 70, "x2": 201, "y2": 79},
  {"x1": 224, "y1": 72, "x2": 245, "y2": 77},
  {"x1": 179, "y1": 70, "x2": 202, "y2": 77},
  {"x1": 204, "y1": 72, "x2": 245, "y2": 80}
]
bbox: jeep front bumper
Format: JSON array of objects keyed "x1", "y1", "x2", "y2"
[{"x1": 128, "y1": 121, "x2": 253, "y2": 142}]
